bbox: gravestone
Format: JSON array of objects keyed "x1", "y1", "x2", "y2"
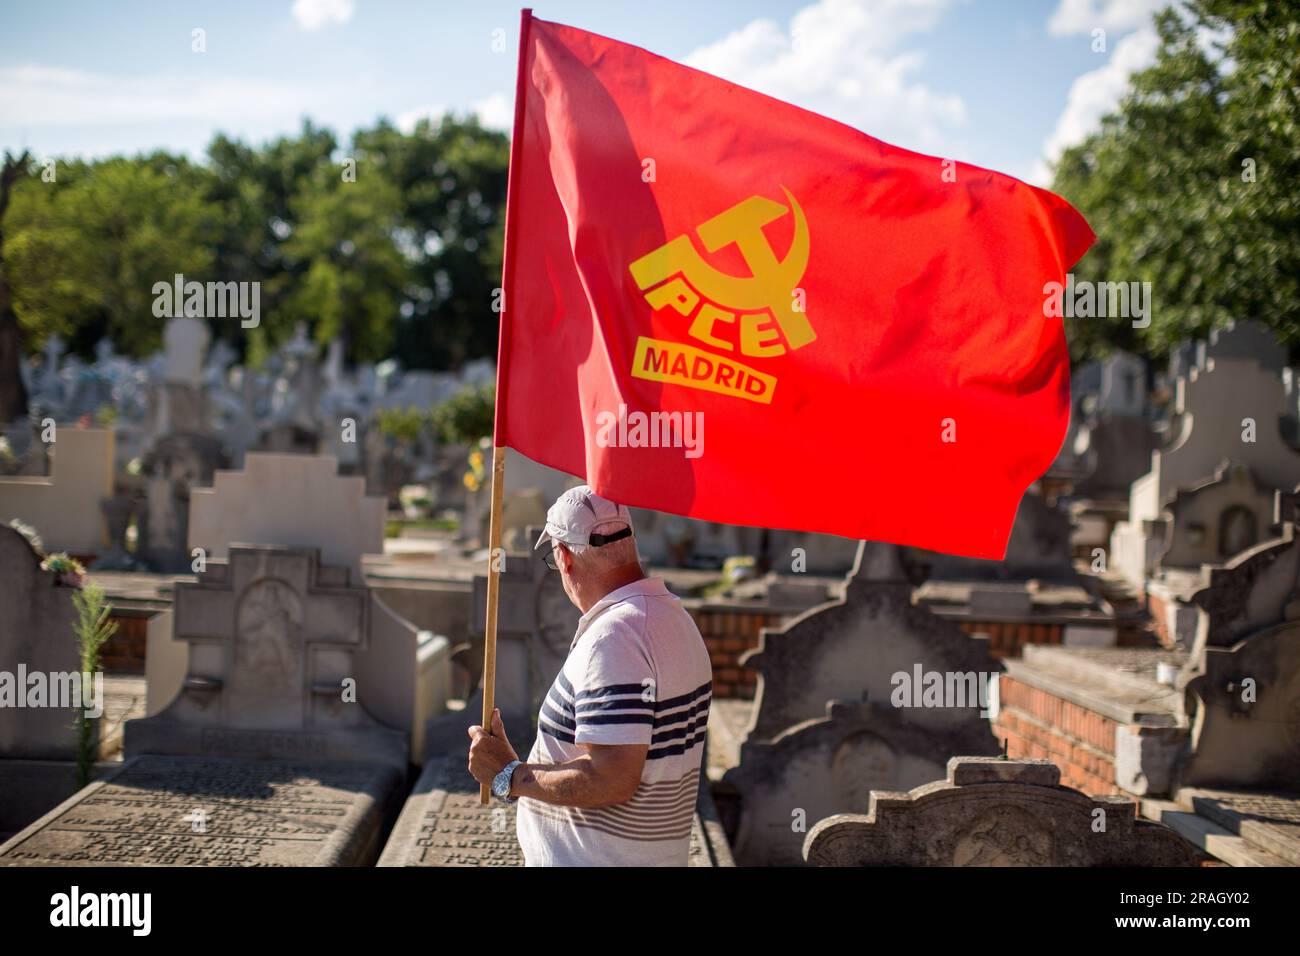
[
  {"x1": 1112, "y1": 325, "x2": 1300, "y2": 586},
  {"x1": 181, "y1": 453, "x2": 448, "y2": 755},
  {"x1": 188, "y1": 453, "x2": 384, "y2": 581},
  {"x1": 804, "y1": 756, "x2": 1200, "y2": 866},
  {"x1": 0, "y1": 755, "x2": 400, "y2": 866},
  {"x1": 925, "y1": 492, "x2": 1077, "y2": 584},
  {"x1": 377, "y1": 757, "x2": 525, "y2": 867},
  {"x1": 377, "y1": 755, "x2": 734, "y2": 866},
  {"x1": 0, "y1": 525, "x2": 80, "y2": 760},
  {"x1": 459, "y1": 534, "x2": 580, "y2": 737},
  {"x1": 151, "y1": 317, "x2": 211, "y2": 436},
  {"x1": 125, "y1": 546, "x2": 411, "y2": 770},
  {"x1": 0, "y1": 427, "x2": 114, "y2": 554},
  {"x1": 1071, "y1": 414, "x2": 1158, "y2": 502},
  {"x1": 1176, "y1": 488, "x2": 1300, "y2": 790},
  {"x1": 138, "y1": 433, "x2": 225, "y2": 571},
  {"x1": 1158, "y1": 461, "x2": 1278, "y2": 571},
  {"x1": 725, "y1": 541, "x2": 1000, "y2": 865},
  {"x1": 162, "y1": 317, "x2": 210, "y2": 387}
]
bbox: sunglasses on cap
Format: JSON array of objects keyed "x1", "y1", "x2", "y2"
[{"x1": 543, "y1": 526, "x2": 633, "y2": 570}]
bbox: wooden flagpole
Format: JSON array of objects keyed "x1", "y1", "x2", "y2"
[
  {"x1": 480, "y1": 7, "x2": 533, "y2": 805},
  {"x1": 478, "y1": 444, "x2": 507, "y2": 804}
]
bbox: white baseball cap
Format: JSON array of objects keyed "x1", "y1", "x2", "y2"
[{"x1": 533, "y1": 485, "x2": 635, "y2": 551}]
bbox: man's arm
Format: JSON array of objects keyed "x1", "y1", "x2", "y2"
[
  {"x1": 467, "y1": 709, "x2": 647, "y2": 809},
  {"x1": 510, "y1": 743, "x2": 647, "y2": 808}
]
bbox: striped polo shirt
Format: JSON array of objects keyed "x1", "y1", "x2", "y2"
[{"x1": 516, "y1": 576, "x2": 712, "y2": 866}]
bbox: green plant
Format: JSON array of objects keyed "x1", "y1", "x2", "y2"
[
  {"x1": 431, "y1": 383, "x2": 495, "y2": 446},
  {"x1": 71, "y1": 583, "x2": 117, "y2": 788},
  {"x1": 376, "y1": 406, "x2": 430, "y2": 443}
]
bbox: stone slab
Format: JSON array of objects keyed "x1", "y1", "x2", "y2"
[
  {"x1": 1180, "y1": 788, "x2": 1300, "y2": 866},
  {"x1": 805, "y1": 756, "x2": 1202, "y2": 867},
  {"x1": 1141, "y1": 798, "x2": 1290, "y2": 867},
  {"x1": 378, "y1": 756, "x2": 733, "y2": 867},
  {"x1": 0, "y1": 755, "x2": 402, "y2": 867},
  {"x1": 1002, "y1": 646, "x2": 1183, "y2": 725},
  {"x1": 377, "y1": 757, "x2": 524, "y2": 867}
]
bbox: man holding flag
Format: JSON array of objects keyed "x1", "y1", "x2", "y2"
[
  {"x1": 468, "y1": 486, "x2": 711, "y2": 866},
  {"x1": 468, "y1": 8, "x2": 1093, "y2": 861}
]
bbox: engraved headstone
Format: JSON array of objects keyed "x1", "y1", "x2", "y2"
[
  {"x1": 725, "y1": 541, "x2": 1000, "y2": 865},
  {"x1": 377, "y1": 757, "x2": 525, "y2": 867},
  {"x1": 125, "y1": 545, "x2": 412, "y2": 771},
  {"x1": 804, "y1": 756, "x2": 1201, "y2": 866},
  {"x1": 0, "y1": 755, "x2": 401, "y2": 866},
  {"x1": 377, "y1": 756, "x2": 733, "y2": 866}
]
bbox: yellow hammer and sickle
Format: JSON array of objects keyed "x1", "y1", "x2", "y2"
[{"x1": 629, "y1": 186, "x2": 815, "y2": 351}]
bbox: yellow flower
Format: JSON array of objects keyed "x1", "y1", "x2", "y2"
[{"x1": 463, "y1": 472, "x2": 481, "y2": 492}]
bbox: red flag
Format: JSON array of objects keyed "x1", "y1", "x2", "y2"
[{"x1": 495, "y1": 11, "x2": 1094, "y2": 559}]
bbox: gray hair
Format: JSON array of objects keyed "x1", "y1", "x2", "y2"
[{"x1": 568, "y1": 519, "x2": 640, "y2": 573}]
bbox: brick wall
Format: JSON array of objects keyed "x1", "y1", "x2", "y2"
[
  {"x1": 955, "y1": 620, "x2": 1064, "y2": 660},
  {"x1": 688, "y1": 607, "x2": 784, "y2": 700},
  {"x1": 992, "y1": 675, "x2": 1122, "y2": 796},
  {"x1": 101, "y1": 612, "x2": 149, "y2": 673},
  {"x1": 1145, "y1": 590, "x2": 1179, "y2": 647}
]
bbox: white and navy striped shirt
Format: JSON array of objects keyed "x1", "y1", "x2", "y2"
[{"x1": 516, "y1": 577, "x2": 712, "y2": 866}]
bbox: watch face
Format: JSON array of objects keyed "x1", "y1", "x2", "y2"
[{"x1": 494, "y1": 763, "x2": 514, "y2": 797}]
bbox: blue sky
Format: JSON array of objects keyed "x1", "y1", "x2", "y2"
[{"x1": 0, "y1": 0, "x2": 1169, "y2": 184}]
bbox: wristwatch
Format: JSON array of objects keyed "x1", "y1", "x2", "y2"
[{"x1": 492, "y1": 759, "x2": 522, "y2": 803}]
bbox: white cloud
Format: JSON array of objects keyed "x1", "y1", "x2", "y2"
[
  {"x1": 0, "y1": 65, "x2": 310, "y2": 126},
  {"x1": 682, "y1": 0, "x2": 964, "y2": 152},
  {"x1": 1031, "y1": 27, "x2": 1160, "y2": 184},
  {"x1": 291, "y1": 0, "x2": 354, "y2": 32},
  {"x1": 471, "y1": 92, "x2": 512, "y2": 131},
  {"x1": 395, "y1": 93, "x2": 511, "y2": 134},
  {"x1": 1048, "y1": 0, "x2": 1166, "y2": 36},
  {"x1": 395, "y1": 105, "x2": 446, "y2": 134}
]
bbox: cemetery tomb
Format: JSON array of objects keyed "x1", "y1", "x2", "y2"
[
  {"x1": 0, "y1": 755, "x2": 401, "y2": 867},
  {"x1": 803, "y1": 756, "x2": 1202, "y2": 866}
]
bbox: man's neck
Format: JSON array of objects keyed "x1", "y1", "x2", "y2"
[{"x1": 578, "y1": 564, "x2": 646, "y2": 614}]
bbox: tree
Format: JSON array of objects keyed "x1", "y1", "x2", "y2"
[
  {"x1": 3, "y1": 114, "x2": 509, "y2": 370},
  {"x1": 0, "y1": 150, "x2": 32, "y2": 423},
  {"x1": 6, "y1": 154, "x2": 217, "y2": 358},
  {"x1": 278, "y1": 157, "x2": 410, "y2": 363},
  {"x1": 352, "y1": 115, "x2": 509, "y2": 368},
  {"x1": 1050, "y1": 1, "x2": 1300, "y2": 363}
]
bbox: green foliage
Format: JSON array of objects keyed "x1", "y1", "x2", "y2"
[
  {"x1": 430, "y1": 382, "x2": 495, "y2": 446},
  {"x1": 71, "y1": 583, "x2": 117, "y2": 788},
  {"x1": 1051, "y1": 1, "x2": 1300, "y2": 363},
  {"x1": 376, "y1": 405, "x2": 430, "y2": 443},
  {"x1": 7, "y1": 155, "x2": 217, "y2": 357},
  {"x1": 6, "y1": 115, "x2": 508, "y2": 369}
]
